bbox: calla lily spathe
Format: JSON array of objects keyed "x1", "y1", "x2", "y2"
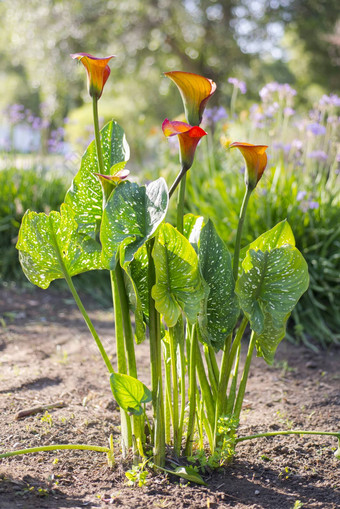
[
  {"x1": 229, "y1": 142, "x2": 268, "y2": 190},
  {"x1": 95, "y1": 169, "x2": 130, "y2": 206},
  {"x1": 71, "y1": 53, "x2": 115, "y2": 99},
  {"x1": 162, "y1": 119, "x2": 207, "y2": 172},
  {"x1": 164, "y1": 71, "x2": 216, "y2": 127}
]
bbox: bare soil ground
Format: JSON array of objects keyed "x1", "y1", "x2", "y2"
[{"x1": 0, "y1": 285, "x2": 339, "y2": 509}]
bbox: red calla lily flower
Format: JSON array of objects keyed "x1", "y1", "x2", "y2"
[
  {"x1": 71, "y1": 53, "x2": 115, "y2": 99},
  {"x1": 162, "y1": 119, "x2": 207, "y2": 172},
  {"x1": 229, "y1": 142, "x2": 268, "y2": 190},
  {"x1": 164, "y1": 71, "x2": 216, "y2": 127}
]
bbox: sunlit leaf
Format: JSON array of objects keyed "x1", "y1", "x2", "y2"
[
  {"x1": 183, "y1": 213, "x2": 204, "y2": 252},
  {"x1": 65, "y1": 120, "x2": 130, "y2": 238},
  {"x1": 240, "y1": 220, "x2": 295, "y2": 273},
  {"x1": 101, "y1": 178, "x2": 168, "y2": 270},
  {"x1": 110, "y1": 372, "x2": 152, "y2": 416},
  {"x1": 198, "y1": 220, "x2": 239, "y2": 350},
  {"x1": 160, "y1": 465, "x2": 207, "y2": 485},
  {"x1": 152, "y1": 223, "x2": 205, "y2": 327},
  {"x1": 16, "y1": 203, "x2": 102, "y2": 289},
  {"x1": 236, "y1": 246, "x2": 309, "y2": 363}
]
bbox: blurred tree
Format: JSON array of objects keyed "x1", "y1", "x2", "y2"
[{"x1": 0, "y1": 0, "x2": 338, "y2": 148}]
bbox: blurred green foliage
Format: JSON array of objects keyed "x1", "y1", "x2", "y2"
[{"x1": 0, "y1": 167, "x2": 67, "y2": 281}]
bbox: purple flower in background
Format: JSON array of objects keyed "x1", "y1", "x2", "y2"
[
  {"x1": 259, "y1": 82, "x2": 296, "y2": 103},
  {"x1": 292, "y1": 139, "x2": 303, "y2": 150},
  {"x1": 228, "y1": 77, "x2": 247, "y2": 94},
  {"x1": 203, "y1": 106, "x2": 228, "y2": 125},
  {"x1": 249, "y1": 104, "x2": 265, "y2": 128},
  {"x1": 319, "y1": 94, "x2": 340, "y2": 107},
  {"x1": 284, "y1": 107, "x2": 295, "y2": 117},
  {"x1": 308, "y1": 150, "x2": 328, "y2": 161},
  {"x1": 307, "y1": 123, "x2": 326, "y2": 136},
  {"x1": 299, "y1": 200, "x2": 319, "y2": 213},
  {"x1": 327, "y1": 115, "x2": 340, "y2": 125},
  {"x1": 297, "y1": 191, "x2": 307, "y2": 201}
]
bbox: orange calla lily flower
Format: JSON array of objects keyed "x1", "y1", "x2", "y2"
[
  {"x1": 229, "y1": 142, "x2": 268, "y2": 190},
  {"x1": 162, "y1": 119, "x2": 207, "y2": 172},
  {"x1": 164, "y1": 71, "x2": 216, "y2": 127},
  {"x1": 71, "y1": 53, "x2": 115, "y2": 99}
]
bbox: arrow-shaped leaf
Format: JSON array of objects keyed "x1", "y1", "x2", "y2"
[
  {"x1": 110, "y1": 372, "x2": 152, "y2": 416},
  {"x1": 16, "y1": 203, "x2": 102, "y2": 289},
  {"x1": 152, "y1": 223, "x2": 205, "y2": 327},
  {"x1": 198, "y1": 220, "x2": 239, "y2": 350},
  {"x1": 65, "y1": 120, "x2": 130, "y2": 238},
  {"x1": 101, "y1": 178, "x2": 168, "y2": 270},
  {"x1": 236, "y1": 246, "x2": 309, "y2": 363}
]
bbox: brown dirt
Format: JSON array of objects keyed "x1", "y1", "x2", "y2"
[{"x1": 0, "y1": 284, "x2": 339, "y2": 509}]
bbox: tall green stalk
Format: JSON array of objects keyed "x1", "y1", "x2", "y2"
[
  {"x1": 232, "y1": 186, "x2": 253, "y2": 281},
  {"x1": 184, "y1": 325, "x2": 198, "y2": 456},
  {"x1": 92, "y1": 97, "x2": 105, "y2": 174},
  {"x1": 110, "y1": 271, "x2": 132, "y2": 455},
  {"x1": 233, "y1": 331, "x2": 256, "y2": 420},
  {"x1": 176, "y1": 172, "x2": 187, "y2": 234},
  {"x1": 147, "y1": 239, "x2": 165, "y2": 467}
]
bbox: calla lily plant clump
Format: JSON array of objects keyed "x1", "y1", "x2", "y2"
[{"x1": 2, "y1": 53, "x2": 339, "y2": 484}]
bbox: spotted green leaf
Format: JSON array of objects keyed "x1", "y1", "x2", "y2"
[
  {"x1": 65, "y1": 120, "x2": 130, "y2": 238},
  {"x1": 152, "y1": 223, "x2": 205, "y2": 327},
  {"x1": 236, "y1": 247, "x2": 309, "y2": 364},
  {"x1": 198, "y1": 220, "x2": 239, "y2": 350},
  {"x1": 110, "y1": 372, "x2": 152, "y2": 416},
  {"x1": 183, "y1": 213, "x2": 204, "y2": 252},
  {"x1": 16, "y1": 203, "x2": 102, "y2": 289},
  {"x1": 240, "y1": 220, "x2": 295, "y2": 273},
  {"x1": 101, "y1": 178, "x2": 168, "y2": 270}
]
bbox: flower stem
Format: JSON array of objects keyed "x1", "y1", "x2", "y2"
[
  {"x1": 147, "y1": 239, "x2": 165, "y2": 467},
  {"x1": 0, "y1": 444, "x2": 110, "y2": 459},
  {"x1": 169, "y1": 168, "x2": 186, "y2": 198},
  {"x1": 233, "y1": 330, "x2": 256, "y2": 420},
  {"x1": 176, "y1": 172, "x2": 187, "y2": 234},
  {"x1": 110, "y1": 270, "x2": 132, "y2": 456},
  {"x1": 49, "y1": 222, "x2": 113, "y2": 375},
  {"x1": 92, "y1": 97, "x2": 105, "y2": 174},
  {"x1": 184, "y1": 325, "x2": 198, "y2": 456},
  {"x1": 236, "y1": 430, "x2": 340, "y2": 444},
  {"x1": 232, "y1": 186, "x2": 253, "y2": 281},
  {"x1": 169, "y1": 326, "x2": 179, "y2": 454}
]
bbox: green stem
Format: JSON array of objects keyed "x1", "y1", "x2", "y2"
[
  {"x1": 162, "y1": 340, "x2": 172, "y2": 444},
  {"x1": 48, "y1": 222, "x2": 113, "y2": 375},
  {"x1": 147, "y1": 239, "x2": 165, "y2": 467},
  {"x1": 184, "y1": 325, "x2": 198, "y2": 456},
  {"x1": 177, "y1": 316, "x2": 186, "y2": 448},
  {"x1": 214, "y1": 333, "x2": 232, "y2": 447},
  {"x1": 176, "y1": 172, "x2": 187, "y2": 234},
  {"x1": 196, "y1": 342, "x2": 215, "y2": 431},
  {"x1": 236, "y1": 430, "x2": 340, "y2": 444},
  {"x1": 113, "y1": 263, "x2": 142, "y2": 462},
  {"x1": 169, "y1": 326, "x2": 179, "y2": 454},
  {"x1": 225, "y1": 343, "x2": 241, "y2": 416},
  {"x1": 232, "y1": 186, "x2": 253, "y2": 281},
  {"x1": 0, "y1": 444, "x2": 110, "y2": 459},
  {"x1": 204, "y1": 345, "x2": 218, "y2": 399},
  {"x1": 92, "y1": 97, "x2": 105, "y2": 174},
  {"x1": 110, "y1": 271, "x2": 132, "y2": 455},
  {"x1": 64, "y1": 273, "x2": 113, "y2": 373},
  {"x1": 233, "y1": 330, "x2": 256, "y2": 420},
  {"x1": 169, "y1": 167, "x2": 185, "y2": 199},
  {"x1": 114, "y1": 264, "x2": 137, "y2": 378}
]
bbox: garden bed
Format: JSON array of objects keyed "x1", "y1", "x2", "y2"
[{"x1": 0, "y1": 285, "x2": 339, "y2": 508}]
